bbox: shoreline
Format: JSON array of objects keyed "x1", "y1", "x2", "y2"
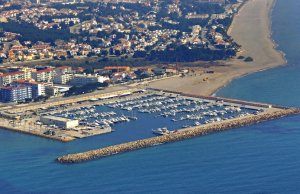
[
  {"x1": 148, "y1": 0, "x2": 287, "y2": 97},
  {"x1": 212, "y1": 0, "x2": 286, "y2": 96}
]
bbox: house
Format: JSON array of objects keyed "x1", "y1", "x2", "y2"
[{"x1": 104, "y1": 66, "x2": 131, "y2": 72}]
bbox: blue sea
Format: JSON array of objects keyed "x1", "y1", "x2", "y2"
[{"x1": 1, "y1": 0, "x2": 300, "y2": 193}]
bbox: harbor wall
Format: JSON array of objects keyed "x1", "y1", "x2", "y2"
[
  {"x1": 57, "y1": 108, "x2": 300, "y2": 163},
  {"x1": 0, "y1": 124, "x2": 72, "y2": 142},
  {"x1": 5, "y1": 88, "x2": 140, "y2": 114}
]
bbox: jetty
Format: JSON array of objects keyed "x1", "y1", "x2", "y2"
[{"x1": 57, "y1": 108, "x2": 300, "y2": 163}]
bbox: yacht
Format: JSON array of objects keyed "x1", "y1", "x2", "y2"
[{"x1": 152, "y1": 127, "x2": 170, "y2": 135}]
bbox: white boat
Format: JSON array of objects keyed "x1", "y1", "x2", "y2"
[
  {"x1": 152, "y1": 127, "x2": 170, "y2": 135},
  {"x1": 194, "y1": 121, "x2": 201, "y2": 126}
]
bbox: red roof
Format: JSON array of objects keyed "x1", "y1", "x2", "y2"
[
  {"x1": 0, "y1": 71, "x2": 24, "y2": 77},
  {"x1": 35, "y1": 68, "x2": 54, "y2": 74},
  {"x1": 56, "y1": 66, "x2": 71, "y2": 69},
  {"x1": 0, "y1": 85, "x2": 28, "y2": 90},
  {"x1": 104, "y1": 66, "x2": 130, "y2": 70},
  {"x1": 14, "y1": 79, "x2": 43, "y2": 85}
]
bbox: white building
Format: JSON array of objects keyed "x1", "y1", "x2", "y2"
[
  {"x1": 40, "y1": 116, "x2": 79, "y2": 129},
  {"x1": 0, "y1": 71, "x2": 25, "y2": 86},
  {"x1": 32, "y1": 68, "x2": 55, "y2": 83},
  {"x1": 69, "y1": 74, "x2": 109, "y2": 86},
  {"x1": 53, "y1": 74, "x2": 73, "y2": 84},
  {"x1": 12, "y1": 80, "x2": 45, "y2": 98}
]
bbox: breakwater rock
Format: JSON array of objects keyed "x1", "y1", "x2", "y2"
[{"x1": 57, "y1": 108, "x2": 300, "y2": 163}]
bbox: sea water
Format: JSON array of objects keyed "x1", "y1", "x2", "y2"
[{"x1": 1, "y1": 0, "x2": 300, "y2": 193}]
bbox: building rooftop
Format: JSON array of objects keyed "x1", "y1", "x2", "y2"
[
  {"x1": 13, "y1": 79, "x2": 43, "y2": 85},
  {"x1": 41, "y1": 115, "x2": 78, "y2": 123},
  {"x1": 35, "y1": 68, "x2": 55, "y2": 74},
  {"x1": 0, "y1": 71, "x2": 24, "y2": 77}
]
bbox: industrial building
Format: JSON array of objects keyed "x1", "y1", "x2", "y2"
[{"x1": 40, "y1": 116, "x2": 79, "y2": 129}]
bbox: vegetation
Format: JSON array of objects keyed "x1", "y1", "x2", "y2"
[
  {"x1": 147, "y1": 45, "x2": 236, "y2": 62},
  {"x1": 244, "y1": 57, "x2": 254, "y2": 62},
  {"x1": 64, "y1": 82, "x2": 109, "y2": 97},
  {"x1": 1, "y1": 21, "x2": 78, "y2": 44},
  {"x1": 180, "y1": 1, "x2": 225, "y2": 15}
]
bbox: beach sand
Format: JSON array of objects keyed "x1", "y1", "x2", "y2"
[{"x1": 148, "y1": 0, "x2": 286, "y2": 96}]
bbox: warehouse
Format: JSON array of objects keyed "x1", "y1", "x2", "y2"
[{"x1": 40, "y1": 116, "x2": 79, "y2": 129}]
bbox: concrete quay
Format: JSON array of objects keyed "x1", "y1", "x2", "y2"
[
  {"x1": 3, "y1": 87, "x2": 139, "y2": 115},
  {"x1": 57, "y1": 108, "x2": 300, "y2": 163},
  {"x1": 0, "y1": 122, "x2": 73, "y2": 142},
  {"x1": 0, "y1": 87, "x2": 141, "y2": 141}
]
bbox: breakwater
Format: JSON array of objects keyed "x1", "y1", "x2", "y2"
[{"x1": 57, "y1": 108, "x2": 300, "y2": 163}]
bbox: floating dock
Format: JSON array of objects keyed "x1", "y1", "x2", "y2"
[{"x1": 57, "y1": 108, "x2": 300, "y2": 163}]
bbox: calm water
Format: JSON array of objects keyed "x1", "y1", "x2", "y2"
[{"x1": 1, "y1": 0, "x2": 300, "y2": 193}]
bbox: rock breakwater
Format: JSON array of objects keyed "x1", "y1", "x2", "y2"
[{"x1": 57, "y1": 108, "x2": 300, "y2": 163}]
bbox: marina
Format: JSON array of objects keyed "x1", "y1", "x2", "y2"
[
  {"x1": 57, "y1": 107, "x2": 300, "y2": 163},
  {"x1": 0, "y1": 87, "x2": 298, "y2": 160},
  {"x1": 32, "y1": 88, "x2": 267, "y2": 140}
]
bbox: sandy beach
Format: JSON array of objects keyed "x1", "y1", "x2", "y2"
[{"x1": 148, "y1": 0, "x2": 286, "y2": 96}]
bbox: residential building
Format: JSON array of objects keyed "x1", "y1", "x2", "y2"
[
  {"x1": 53, "y1": 73, "x2": 73, "y2": 84},
  {"x1": 104, "y1": 66, "x2": 131, "y2": 72},
  {"x1": 0, "y1": 85, "x2": 32, "y2": 102},
  {"x1": 21, "y1": 67, "x2": 36, "y2": 80},
  {"x1": 55, "y1": 66, "x2": 72, "y2": 75},
  {"x1": 32, "y1": 68, "x2": 55, "y2": 83},
  {"x1": 0, "y1": 71, "x2": 25, "y2": 86},
  {"x1": 69, "y1": 74, "x2": 109, "y2": 86},
  {"x1": 12, "y1": 80, "x2": 45, "y2": 98}
]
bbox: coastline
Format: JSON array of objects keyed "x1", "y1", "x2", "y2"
[
  {"x1": 213, "y1": 0, "x2": 287, "y2": 95},
  {"x1": 148, "y1": 0, "x2": 286, "y2": 97}
]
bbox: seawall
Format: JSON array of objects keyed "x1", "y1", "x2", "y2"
[
  {"x1": 57, "y1": 108, "x2": 300, "y2": 163},
  {"x1": 0, "y1": 125, "x2": 73, "y2": 142}
]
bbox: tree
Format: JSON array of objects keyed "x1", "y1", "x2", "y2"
[
  {"x1": 115, "y1": 50, "x2": 121, "y2": 56},
  {"x1": 59, "y1": 56, "x2": 66, "y2": 60},
  {"x1": 96, "y1": 31, "x2": 108, "y2": 38},
  {"x1": 109, "y1": 48, "x2": 114, "y2": 55},
  {"x1": 244, "y1": 57, "x2": 254, "y2": 62},
  {"x1": 101, "y1": 50, "x2": 108, "y2": 56},
  {"x1": 133, "y1": 50, "x2": 147, "y2": 58}
]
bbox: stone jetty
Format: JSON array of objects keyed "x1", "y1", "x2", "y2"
[{"x1": 57, "y1": 108, "x2": 300, "y2": 163}]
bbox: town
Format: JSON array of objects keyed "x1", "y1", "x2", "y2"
[
  {"x1": 0, "y1": 0, "x2": 243, "y2": 65},
  {"x1": 0, "y1": 64, "x2": 190, "y2": 103},
  {"x1": 0, "y1": 0, "x2": 247, "y2": 103}
]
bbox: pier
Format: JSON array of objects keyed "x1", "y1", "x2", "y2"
[{"x1": 57, "y1": 108, "x2": 300, "y2": 163}]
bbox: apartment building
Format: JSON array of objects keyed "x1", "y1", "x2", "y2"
[
  {"x1": 0, "y1": 71, "x2": 25, "y2": 86},
  {"x1": 0, "y1": 85, "x2": 32, "y2": 102}
]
